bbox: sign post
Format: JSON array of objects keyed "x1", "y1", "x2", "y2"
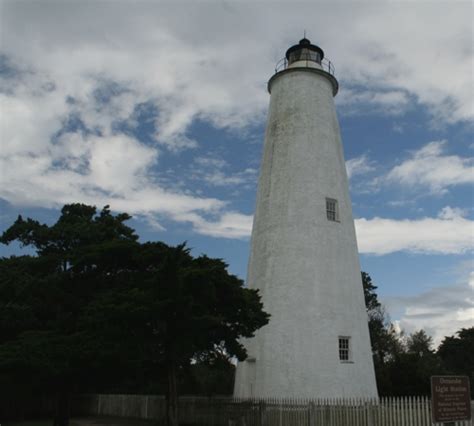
[{"x1": 431, "y1": 375, "x2": 471, "y2": 424}]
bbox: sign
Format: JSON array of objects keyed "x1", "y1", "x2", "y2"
[{"x1": 431, "y1": 375, "x2": 471, "y2": 423}]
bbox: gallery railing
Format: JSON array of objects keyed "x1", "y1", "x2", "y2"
[{"x1": 274, "y1": 55, "x2": 335, "y2": 76}]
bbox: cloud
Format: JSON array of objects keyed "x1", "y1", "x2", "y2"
[
  {"x1": 194, "y1": 212, "x2": 253, "y2": 239},
  {"x1": 0, "y1": 2, "x2": 473, "y2": 242},
  {"x1": 161, "y1": 205, "x2": 474, "y2": 247},
  {"x1": 0, "y1": 127, "x2": 225, "y2": 225},
  {"x1": 392, "y1": 123, "x2": 404, "y2": 134},
  {"x1": 194, "y1": 156, "x2": 228, "y2": 169},
  {"x1": 346, "y1": 154, "x2": 376, "y2": 179},
  {"x1": 190, "y1": 156, "x2": 258, "y2": 187},
  {"x1": 355, "y1": 207, "x2": 473, "y2": 255},
  {"x1": 202, "y1": 170, "x2": 257, "y2": 187},
  {"x1": 172, "y1": 211, "x2": 253, "y2": 239},
  {"x1": 1, "y1": 2, "x2": 472, "y2": 149},
  {"x1": 1, "y1": 3, "x2": 270, "y2": 153},
  {"x1": 331, "y1": 3, "x2": 473, "y2": 124},
  {"x1": 169, "y1": 204, "x2": 473, "y2": 249},
  {"x1": 384, "y1": 266, "x2": 474, "y2": 347},
  {"x1": 386, "y1": 141, "x2": 474, "y2": 194},
  {"x1": 338, "y1": 89, "x2": 411, "y2": 116}
]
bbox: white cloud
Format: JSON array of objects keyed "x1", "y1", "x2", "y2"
[
  {"x1": 194, "y1": 156, "x2": 228, "y2": 169},
  {"x1": 194, "y1": 212, "x2": 253, "y2": 239},
  {"x1": 392, "y1": 123, "x2": 404, "y2": 134},
  {"x1": 332, "y1": 3, "x2": 473, "y2": 124},
  {"x1": 338, "y1": 89, "x2": 411, "y2": 116},
  {"x1": 437, "y1": 206, "x2": 468, "y2": 220},
  {"x1": 202, "y1": 168, "x2": 258, "y2": 188},
  {"x1": 202, "y1": 171, "x2": 252, "y2": 187},
  {"x1": 191, "y1": 156, "x2": 258, "y2": 188},
  {"x1": 0, "y1": 2, "x2": 473, "y2": 242},
  {"x1": 386, "y1": 141, "x2": 474, "y2": 194},
  {"x1": 1, "y1": 2, "x2": 472, "y2": 149},
  {"x1": 169, "y1": 204, "x2": 473, "y2": 248},
  {"x1": 0, "y1": 127, "x2": 225, "y2": 223},
  {"x1": 346, "y1": 154, "x2": 376, "y2": 179},
  {"x1": 355, "y1": 207, "x2": 473, "y2": 255},
  {"x1": 384, "y1": 268, "x2": 474, "y2": 347},
  {"x1": 172, "y1": 211, "x2": 253, "y2": 239},
  {"x1": 87, "y1": 135, "x2": 157, "y2": 192}
]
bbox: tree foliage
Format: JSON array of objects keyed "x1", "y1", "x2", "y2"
[
  {"x1": 407, "y1": 330, "x2": 434, "y2": 357},
  {"x1": 0, "y1": 204, "x2": 269, "y2": 426},
  {"x1": 362, "y1": 272, "x2": 472, "y2": 397},
  {"x1": 438, "y1": 327, "x2": 474, "y2": 397},
  {"x1": 363, "y1": 272, "x2": 398, "y2": 366},
  {"x1": 2, "y1": 204, "x2": 471, "y2": 424}
]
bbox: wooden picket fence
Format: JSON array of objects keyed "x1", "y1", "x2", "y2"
[{"x1": 73, "y1": 394, "x2": 474, "y2": 425}]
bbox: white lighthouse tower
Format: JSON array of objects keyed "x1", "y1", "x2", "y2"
[{"x1": 234, "y1": 39, "x2": 378, "y2": 399}]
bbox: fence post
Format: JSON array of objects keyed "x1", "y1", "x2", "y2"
[
  {"x1": 366, "y1": 400, "x2": 373, "y2": 426},
  {"x1": 259, "y1": 400, "x2": 266, "y2": 426},
  {"x1": 280, "y1": 400, "x2": 283, "y2": 426},
  {"x1": 325, "y1": 401, "x2": 331, "y2": 426},
  {"x1": 308, "y1": 401, "x2": 315, "y2": 426}
]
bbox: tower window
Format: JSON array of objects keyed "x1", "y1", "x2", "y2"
[
  {"x1": 339, "y1": 337, "x2": 351, "y2": 362},
  {"x1": 326, "y1": 198, "x2": 339, "y2": 221}
]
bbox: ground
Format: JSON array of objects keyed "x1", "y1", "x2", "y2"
[
  {"x1": 71, "y1": 418, "x2": 158, "y2": 426},
  {"x1": 4, "y1": 418, "x2": 158, "y2": 426}
]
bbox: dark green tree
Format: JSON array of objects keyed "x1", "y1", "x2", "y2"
[
  {"x1": 388, "y1": 329, "x2": 443, "y2": 396},
  {"x1": 362, "y1": 272, "x2": 405, "y2": 394},
  {"x1": 407, "y1": 329, "x2": 434, "y2": 357},
  {"x1": 362, "y1": 273, "x2": 474, "y2": 396},
  {"x1": 83, "y1": 242, "x2": 269, "y2": 426},
  {"x1": 185, "y1": 351, "x2": 236, "y2": 396},
  {"x1": 361, "y1": 272, "x2": 442, "y2": 396},
  {"x1": 0, "y1": 204, "x2": 270, "y2": 426},
  {"x1": 0, "y1": 204, "x2": 139, "y2": 425},
  {"x1": 438, "y1": 327, "x2": 474, "y2": 397},
  {"x1": 363, "y1": 272, "x2": 393, "y2": 363}
]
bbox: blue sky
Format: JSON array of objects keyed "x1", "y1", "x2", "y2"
[{"x1": 0, "y1": 1, "x2": 472, "y2": 346}]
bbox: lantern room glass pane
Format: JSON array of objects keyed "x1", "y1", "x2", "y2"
[{"x1": 288, "y1": 48, "x2": 321, "y2": 65}]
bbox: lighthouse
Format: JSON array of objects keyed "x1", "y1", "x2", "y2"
[{"x1": 234, "y1": 39, "x2": 378, "y2": 399}]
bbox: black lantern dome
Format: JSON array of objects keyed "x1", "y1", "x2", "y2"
[{"x1": 285, "y1": 38, "x2": 324, "y2": 65}]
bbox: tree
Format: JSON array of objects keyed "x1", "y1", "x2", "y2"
[
  {"x1": 387, "y1": 329, "x2": 444, "y2": 396},
  {"x1": 0, "y1": 204, "x2": 270, "y2": 426},
  {"x1": 361, "y1": 273, "x2": 441, "y2": 396},
  {"x1": 362, "y1": 272, "x2": 393, "y2": 364},
  {"x1": 362, "y1": 272, "x2": 405, "y2": 394},
  {"x1": 438, "y1": 327, "x2": 474, "y2": 397},
  {"x1": 407, "y1": 329, "x2": 433, "y2": 357},
  {"x1": 0, "y1": 204, "x2": 140, "y2": 425},
  {"x1": 185, "y1": 352, "x2": 236, "y2": 396},
  {"x1": 362, "y1": 273, "x2": 474, "y2": 397},
  {"x1": 82, "y1": 242, "x2": 269, "y2": 426}
]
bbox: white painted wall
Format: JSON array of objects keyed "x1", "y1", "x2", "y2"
[{"x1": 234, "y1": 64, "x2": 378, "y2": 399}]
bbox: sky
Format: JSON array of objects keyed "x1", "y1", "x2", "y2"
[{"x1": 0, "y1": 0, "x2": 472, "y2": 347}]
